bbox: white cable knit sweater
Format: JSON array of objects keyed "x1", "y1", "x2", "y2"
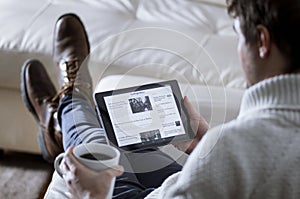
[{"x1": 147, "y1": 74, "x2": 300, "y2": 199}]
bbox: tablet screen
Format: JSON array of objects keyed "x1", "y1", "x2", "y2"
[{"x1": 94, "y1": 80, "x2": 193, "y2": 150}]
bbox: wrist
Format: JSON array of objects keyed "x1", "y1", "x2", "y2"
[{"x1": 185, "y1": 139, "x2": 198, "y2": 154}]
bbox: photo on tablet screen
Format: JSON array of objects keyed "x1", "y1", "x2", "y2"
[
  {"x1": 129, "y1": 96, "x2": 153, "y2": 114},
  {"x1": 94, "y1": 80, "x2": 193, "y2": 151}
]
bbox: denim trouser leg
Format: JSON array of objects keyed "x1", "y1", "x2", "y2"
[{"x1": 57, "y1": 94, "x2": 107, "y2": 150}]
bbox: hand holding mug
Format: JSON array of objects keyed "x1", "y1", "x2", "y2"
[{"x1": 54, "y1": 143, "x2": 122, "y2": 199}]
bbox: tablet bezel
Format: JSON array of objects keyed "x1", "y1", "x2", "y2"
[{"x1": 94, "y1": 80, "x2": 193, "y2": 151}]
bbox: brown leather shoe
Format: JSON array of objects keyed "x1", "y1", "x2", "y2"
[
  {"x1": 21, "y1": 59, "x2": 64, "y2": 162},
  {"x1": 53, "y1": 13, "x2": 93, "y2": 103}
]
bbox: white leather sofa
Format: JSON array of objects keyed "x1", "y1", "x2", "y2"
[{"x1": 0, "y1": 0, "x2": 245, "y2": 155}]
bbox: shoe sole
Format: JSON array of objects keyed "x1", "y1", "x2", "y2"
[
  {"x1": 20, "y1": 59, "x2": 53, "y2": 162},
  {"x1": 20, "y1": 60, "x2": 39, "y2": 120}
]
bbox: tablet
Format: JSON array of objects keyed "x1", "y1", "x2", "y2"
[{"x1": 94, "y1": 80, "x2": 193, "y2": 151}]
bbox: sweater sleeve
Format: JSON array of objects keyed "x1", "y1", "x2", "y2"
[{"x1": 158, "y1": 123, "x2": 252, "y2": 199}]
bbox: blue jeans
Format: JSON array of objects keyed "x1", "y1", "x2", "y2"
[{"x1": 57, "y1": 94, "x2": 182, "y2": 198}]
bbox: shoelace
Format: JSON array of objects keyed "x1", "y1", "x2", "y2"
[
  {"x1": 61, "y1": 59, "x2": 80, "y2": 83},
  {"x1": 51, "y1": 59, "x2": 91, "y2": 103}
]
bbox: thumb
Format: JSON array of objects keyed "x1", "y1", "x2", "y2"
[
  {"x1": 183, "y1": 96, "x2": 201, "y2": 134},
  {"x1": 64, "y1": 146, "x2": 84, "y2": 172},
  {"x1": 183, "y1": 96, "x2": 200, "y2": 118}
]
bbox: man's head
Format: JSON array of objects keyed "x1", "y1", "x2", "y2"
[{"x1": 226, "y1": 0, "x2": 300, "y2": 86}]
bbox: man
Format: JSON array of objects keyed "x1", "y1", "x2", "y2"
[
  {"x1": 22, "y1": 0, "x2": 300, "y2": 198},
  {"x1": 22, "y1": 13, "x2": 206, "y2": 198}
]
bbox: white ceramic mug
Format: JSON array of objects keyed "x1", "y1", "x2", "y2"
[{"x1": 54, "y1": 143, "x2": 120, "y2": 199}]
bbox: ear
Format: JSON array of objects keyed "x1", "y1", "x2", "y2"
[{"x1": 256, "y1": 25, "x2": 271, "y2": 59}]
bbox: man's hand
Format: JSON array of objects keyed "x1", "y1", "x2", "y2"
[
  {"x1": 62, "y1": 146, "x2": 124, "y2": 199},
  {"x1": 174, "y1": 96, "x2": 209, "y2": 154}
]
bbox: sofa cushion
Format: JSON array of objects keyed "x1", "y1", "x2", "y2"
[{"x1": 0, "y1": 0, "x2": 244, "y2": 91}]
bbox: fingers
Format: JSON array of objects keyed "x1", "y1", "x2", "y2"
[
  {"x1": 108, "y1": 165, "x2": 124, "y2": 178},
  {"x1": 183, "y1": 96, "x2": 201, "y2": 134},
  {"x1": 63, "y1": 146, "x2": 86, "y2": 188},
  {"x1": 64, "y1": 146, "x2": 85, "y2": 173},
  {"x1": 65, "y1": 146, "x2": 76, "y2": 166},
  {"x1": 183, "y1": 96, "x2": 209, "y2": 151},
  {"x1": 183, "y1": 96, "x2": 200, "y2": 118}
]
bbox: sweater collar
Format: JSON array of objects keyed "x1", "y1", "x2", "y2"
[{"x1": 239, "y1": 74, "x2": 300, "y2": 117}]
